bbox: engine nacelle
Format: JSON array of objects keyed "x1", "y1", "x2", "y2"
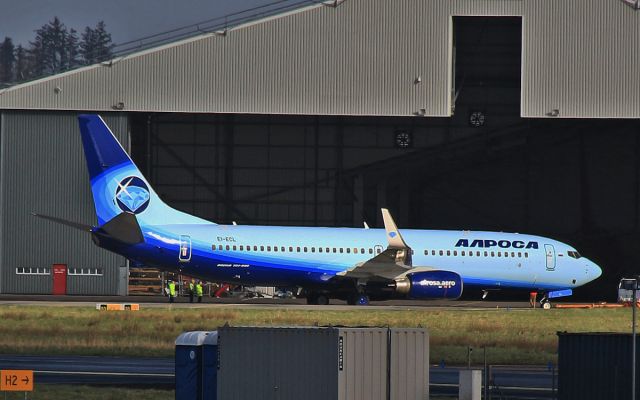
[{"x1": 395, "y1": 270, "x2": 463, "y2": 300}]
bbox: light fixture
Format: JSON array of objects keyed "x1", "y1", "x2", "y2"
[
  {"x1": 112, "y1": 102, "x2": 125, "y2": 110},
  {"x1": 546, "y1": 109, "x2": 560, "y2": 117}
]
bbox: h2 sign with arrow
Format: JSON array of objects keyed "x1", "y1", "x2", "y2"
[{"x1": 1, "y1": 370, "x2": 33, "y2": 392}]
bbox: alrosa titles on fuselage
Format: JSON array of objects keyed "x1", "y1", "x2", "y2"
[{"x1": 454, "y1": 239, "x2": 539, "y2": 249}]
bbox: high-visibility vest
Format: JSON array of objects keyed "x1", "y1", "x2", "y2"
[
  {"x1": 196, "y1": 283, "x2": 203, "y2": 296},
  {"x1": 189, "y1": 282, "x2": 195, "y2": 293},
  {"x1": 168, "y1": 282, "x2": 176, "y2": 296}
]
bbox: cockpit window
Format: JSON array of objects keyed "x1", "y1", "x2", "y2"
[{"x1": 568, "y1": 251, "x2": 582, "y2": 259}]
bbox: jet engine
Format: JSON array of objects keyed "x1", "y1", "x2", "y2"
[{"x1": 395, "y1": 270, "x2": 463, "y2": 299}]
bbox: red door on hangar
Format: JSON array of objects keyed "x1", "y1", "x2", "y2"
[{"x1": 52, "y1": 264, "x2": 67, "y2": 295}]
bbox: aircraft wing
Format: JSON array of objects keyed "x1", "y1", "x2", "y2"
[{"x1": 336, "y1": 208, "x2": 419, "y2": 281}]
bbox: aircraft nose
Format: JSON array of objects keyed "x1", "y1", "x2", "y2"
[{"x1": 586, "y1": 259, "x2": 602, "y2": 282}]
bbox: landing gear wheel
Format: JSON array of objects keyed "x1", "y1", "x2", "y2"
[
  {"x1": 542, "y1": 301, "x2": 552, "y2": 310},
  {"x1": 315, "y1": 294, "x2": 329, "y2": 306},
  {"x1": 347, "y1": 294, "x2": 370, "y2": 306},
  {"x1": 356, "y1": 294, "x2": 370, "y2": 306}
]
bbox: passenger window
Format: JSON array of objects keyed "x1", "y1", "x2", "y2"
[
  {"x1": 461, "y1": 251, "x2": 465, "y2": 256},
  {"x1": 340, "y1": 248, "x2": 344, "y2": 253},
  {"x1": 297, "y1": 247, "x2": 301, "y2": 252},
  {"x1": 483, "y1": 251, "x2": 487, "y2": 257},
  {"x1": 281, "y1": 246, "x2": 285, "y2": 252},
  {"x1": 439, "y1": 250, "x2": 443, "y2": 256},
  {"x1": 217, "y1": 245, "x2": 222, "y2": 251},
  {"x1": 260, "y1": 246, "x2": 264, "y2": 251},
  {"x1": 273, "y1": 246, "x2": 278, "y2": 252},
  {"x1": 432, "y1": 250, "x2": 436, "y2": 256},
  {"x1": 361, "y1": 248, "x2": 365, "y2": 254},
  {"x1": 253, "y1": 245, "x2": 258, "y2": 251},
  {"x1": 333, "y1": 248, "x2": 337, "y2": 253},
  {"x1": 246, "y1": 246, "x2": 251, "y2": 252},
  {"x1": 289, "y1": 246, "x2": 293, "y2": 252},
  {"x1": 518, "y1": 252, "x2": 522, "y2": 257},
  {"x1": 319, "y1": 247, "x2": 323, "y2": 253},
  {"x1": 424, "y1": 250, "x2": 428, "y2": 255},
  {"x1": 491, "y1": 251, "x2": 495, "y2": 257},
  {"x1": 504, "y1": 252, "x2": 508, "y2": 258},
  {"x1": 376, "y1": 248, "x2": 382, "y2": 254},
  {"x1": 497, "y1": 252, "x2": 501, "y2": 257},
  {"x1": 304, "y1": 247, "x2": 308, "y2": 252},
  {"x1": 369, "y1": 248, "x2": 373, "y2": 254},
  {"x1": 347, "y1": 248, "x2": 351, "y2": 254},
  {"x1": 326, "y1": 247, "x2": 330, "y2": 253},
  {"x1": 311, "y1": 247, "x2": 315, "y2": 253},
  {"x1": 267, "y1": 246, "x2": 271, "y2": 251},
  {"x1": 469, "y1": 251, "x2": 473, "y2": 257},
  {"x1": 226, "y1": 245, "x2": 230, "y2": 250},
  {"x1": 511, "y1": 252, "x2": 515, "y2": 257},
  {"x1": 453, "y1": 251, "x2": 458, "y2": 256},
  {"x1": 525, "y1": 253, "x2": 528, "y2": 258},
  {"x1": 446, "y1": 250, "x2": 451, "y2": 256},
  {"x1": 239, "y1": 245, "x2": 244, "y2": 251}
]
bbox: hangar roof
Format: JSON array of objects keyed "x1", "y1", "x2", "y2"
[{"x1": 1, "y1": 0, "x2": 639, "y2": 118}]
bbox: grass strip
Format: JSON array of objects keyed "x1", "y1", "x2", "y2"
[
  {"x1": 0, "y1": 385, "x2": 172, "y2": 400},
  {"x1": 0, "y1": 306, "x2": 631, "y2": 364}
]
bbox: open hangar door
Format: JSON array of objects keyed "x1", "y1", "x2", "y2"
[{"x1": 125, "y1": 17, "x2": 640, "y2": 301}]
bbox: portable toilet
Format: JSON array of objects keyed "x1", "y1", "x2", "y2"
[
  {"x1": 175, "y1": 331, "x2": 210, "y2": 400},
  {"x1": 201, "y1": 331, "x2": 218, "y2": 400}
]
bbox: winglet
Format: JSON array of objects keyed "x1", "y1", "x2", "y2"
[
  {"x1": 381, "y1": 208, "x2": 409, "y2": 249},
  {"x1": 363, "y1": 221, "x2": 370, "y2": 229}
]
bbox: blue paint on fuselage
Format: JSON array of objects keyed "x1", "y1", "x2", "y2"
[{"x1": 114, "y1": 222, "x2": 601, "y2": 291}]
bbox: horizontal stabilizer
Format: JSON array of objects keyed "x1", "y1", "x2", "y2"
[
  {"x1": 95, "y1": 212, "x2": 144, "y2": 245},
  {"x1": 32, "y1": 213, "x2": 93, "y2": 232}
]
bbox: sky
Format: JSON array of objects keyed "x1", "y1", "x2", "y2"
[{"x1": 0, "y1": 0, "x2": 290, "y2": 48}]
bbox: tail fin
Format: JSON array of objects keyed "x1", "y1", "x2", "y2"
[{"x1": 78, "y1": 115, "x2": 211, "y2": 226}]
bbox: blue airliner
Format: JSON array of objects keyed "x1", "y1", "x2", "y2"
[{"x1": 36, "y1": 115, "x2": 602, "y2": 306}]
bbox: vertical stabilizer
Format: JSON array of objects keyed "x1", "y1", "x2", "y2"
[{"x1": 78, "y1": 115, "x2": 211, "y2": 226}]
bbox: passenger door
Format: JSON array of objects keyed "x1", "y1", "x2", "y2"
[
  {"x1": 179, "y1": 235, "x2": 192, "y2": 262},
  {"x1": 544, "y1": 244, "x2": 555, "y2": 271}
]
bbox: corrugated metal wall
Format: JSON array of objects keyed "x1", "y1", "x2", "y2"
[
  {"x1": 0, "y1": 111, "x2": 129, "y2": 295},
  {"x1": 558, "y1": 332, "x2": 640, "y2": 400},
  {"x1": 1, "y1": 0, "x2": 636, "y2": 118}
]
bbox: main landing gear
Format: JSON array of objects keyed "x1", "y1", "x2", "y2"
[
  {"x1": 347, "y1": 293, "x2": 370, "y2": 306},
  {"x1": 306, "y1": 292, "x2": 330, "y2": 305}
]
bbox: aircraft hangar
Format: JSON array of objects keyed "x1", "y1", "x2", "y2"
[{"x1": 0, "y1": 0, "x2": 638, "y2": 297}]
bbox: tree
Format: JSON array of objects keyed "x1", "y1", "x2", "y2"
[
  {"x1": 80, "y1": 21, "x2": 114, "y2": 65},
  {"x1": 29, "y1": 17, "x2": 79, "y2": 76},
  {"x1": 0, "y1": 37, "x2": 16, "y2": 84},
  {"x1": 14, "y1": 45, "x2": 30, "y2": 82}
]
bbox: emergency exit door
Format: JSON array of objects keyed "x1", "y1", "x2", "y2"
[
  {"x1": 544, "y1": 244, "x2": 556, "y2": 271},
  {"x1": 52, "y1": 264, "x2": 67, "y2": 295}
]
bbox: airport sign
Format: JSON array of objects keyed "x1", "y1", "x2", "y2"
[{"x1": 1, "y1": 369, "x2": 33, "y2": 391}]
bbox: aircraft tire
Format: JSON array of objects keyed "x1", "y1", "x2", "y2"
[
  {"x1": 542, "y1": 301, "x2": 552, "y2": 310},
  {"x1": 315, "y1": 294, "x2": 330, "y2": 305},
  {"x1": 357, "y1": 294, "x2": 370, "y2": 306}
]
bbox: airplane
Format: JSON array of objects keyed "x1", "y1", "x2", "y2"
[{"x1": 35, "y1": 115, "x2": 603, "y2": 307}]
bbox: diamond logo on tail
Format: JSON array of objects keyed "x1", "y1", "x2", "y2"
[
  {"x1": 115, "y1": 176, "x2": 150, "y2": 214},
  {"x1": 389, "y1": 232, "x2": 397, "y2": 238}
]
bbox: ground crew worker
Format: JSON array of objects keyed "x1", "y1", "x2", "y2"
[
  {"x1": 168, "y1": 280, "x2": 176, "y2": 303},
  {"x1": 529, "y1": 291, "x2": 538, "y2": 308},
  {"x1": 189, "y1": 279, "x2": 195, "y2": 303},
  {"x1": 196, "y1": 281, "x2": 203, "y2": 303}
]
